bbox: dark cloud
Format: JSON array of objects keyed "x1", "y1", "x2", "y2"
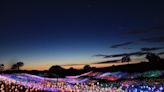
[
  {"x1": 95, "y1": 47, "x2": 163, "y2": 59},
  {"x1": 121, "y1": 26, "x2": 164, "y2": 47},
  {"x1": 110, "y1": 36, "x2": 164, "y2": 49},
  {"x1": 93, "y1": 59, "x2": 120, "y2": 64},
  {"x1": 61, "y1": 64, "x2": 83, "y2": 66},
  {"x1": 140, "y1": 36, "x2": 164, "y2": 43},
  {"x1": 104, "y1": 53, "x2": 127, "y2": 58},
  {"x1": 158, "y1": 52, "x2": 164, "y2": 55},
  {"x1": 110, "y1": 41, "x2": 134, "y2": 48},
  {"x1": 125, "y1": 26, "x2": 164, "y2": 35},
  {"x1": 141, "y1": 47, "x2": 164, "y2": 51},
  {"x1": 105, "y1": 52, "x2": 147, "y2": 58},
  {"x1": 122, "y1": 47, "x2": 133, "y2": 50},
  {"x1": 94, "y1": 54, "x2": 109, "y2": 57},
  {"x1": 125, "y1": 30, "x2": 147, "y2": 35},
  {"x1": 111, "y1": 28, "x2": 164, "y2": 48},
  {"x1": 95, "y1": 51, "x2": 147, "y2": 58}
]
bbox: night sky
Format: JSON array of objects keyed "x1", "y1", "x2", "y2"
[{"x1": 0, "y1": 0, "x2": 164, "y2": 70}]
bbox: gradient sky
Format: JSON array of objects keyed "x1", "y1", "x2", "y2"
[{"x1": 0, "y1": 0, "x2": 164, "y2": 70}]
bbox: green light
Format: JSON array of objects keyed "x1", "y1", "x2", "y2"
[{"x1": 143, "y1": 70, "x2": 162, "y2": 78}]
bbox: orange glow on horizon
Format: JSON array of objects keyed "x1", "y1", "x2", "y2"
[{"x1": 21, "y1": 61, "x2": 141, "y2": 70}]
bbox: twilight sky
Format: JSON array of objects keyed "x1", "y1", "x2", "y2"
[{"x1": 0, "y1": 0, "x2": 164, "y2": 70}]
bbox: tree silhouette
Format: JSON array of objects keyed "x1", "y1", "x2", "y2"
[
  {"x1": 49, "y1": 65, "x2": 65, "y2": 77},
  {"x1": 16, "y1": 62, "x2": 24, "y2": 70},
  {"x1": 83, "y1": 65, "x2": 92, "y2": 71},
  {"x1": 49, "y1": 65, "x2": 64, "y2": 72},
  {"x1": 146, "y1": 52, "x2": 161, "y2": 62},
  {"x1": 68, "y1": 67, "x2": 76, "y2": 71},
  {"x1": 121, "y1": 55, "x2": 131, "y2": 64},
  {"x1": 11, "y1": 62, "x2": 24, "y2": 70},
  {"x1": 0, "y1": 64, "x2": 4, "y2": 71},
  {"x1": 11, "y1": 64, "x2": 18, "y2": 70}
]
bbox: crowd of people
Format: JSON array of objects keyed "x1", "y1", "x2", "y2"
[{"x1": 0, "y1": 73, "x2": 164, "y2": 92}]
